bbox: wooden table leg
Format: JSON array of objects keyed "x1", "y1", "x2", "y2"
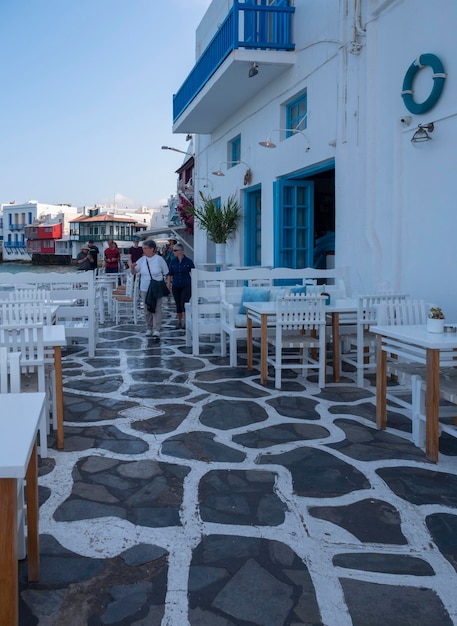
[
  {"x1": 426, "y1": 348, "x2": 440, "y2": 462},
  {"x1": 376, "y1": 335, "x2": 387, "y2": 429},
  {"x1": 26, "y1": 442, "x2": 39, "y2": 582},
  {"x1": 332, "y1": 312, "x2": 341, "y2": 383},
  {"x1": 0, "y1": 478, "x2": 18, "y2": 626},
  {"x1": 54, "y1": 346, "x2": 64, "y2": 450},
  {"x1": 260, "y1": 314, "x2": 268, "y2": 385},
  {"x1": 246, "y1": 314, "x2": 253, "y2": 370}
]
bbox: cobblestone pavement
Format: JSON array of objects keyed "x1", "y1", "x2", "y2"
[{"x1": 19, "y1": 298, "x2": 457, "y2": 625}]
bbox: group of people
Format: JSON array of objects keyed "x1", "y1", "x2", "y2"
[
  {"x1": 131, "y1": 237, "x2": 194, "y2": 338},
  {"x1": 77, "y1": 236, "x2": 194, "y2": 339}
]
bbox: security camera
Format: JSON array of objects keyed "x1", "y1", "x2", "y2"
[{"x1": 400, "y1": 116, "x2": 412, "y2": 126}]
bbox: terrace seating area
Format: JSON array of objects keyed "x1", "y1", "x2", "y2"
[{"x1": 5, "y1": 294, "x2": 457, "y2": 625}]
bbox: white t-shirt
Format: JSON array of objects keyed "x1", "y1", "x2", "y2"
[{"x1": 135, "y1": 254, "x2": 169, "y2": 291}]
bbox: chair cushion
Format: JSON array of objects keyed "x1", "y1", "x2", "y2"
[
  {"x1": 290, "y1": 286, "x2": 307, "y2": 294},
  {"x1": 238, "y1": 287, "x2": 270, "y2": 314},
  {"x1": 269, "y1": 288, "x2": 289, "y2": 301}
]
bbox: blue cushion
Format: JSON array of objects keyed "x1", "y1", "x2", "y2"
[
  {"x1": 290, "y1": 286, "x2": 307, "y2": 294},
  {"x1": 239, "y1": 287, "x2": 270, "y2": 314}
]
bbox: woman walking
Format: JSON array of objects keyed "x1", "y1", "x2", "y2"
[
  {"x1": 167, "y1": 242, "x2": 194, "y2": 329},
  {"x1": 132, "y1": 240, "x2": 169, "y2": 338}
]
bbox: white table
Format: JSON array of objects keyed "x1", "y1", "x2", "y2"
[
  {"x1": 245, "y1": 299, "x2": 357, "y2": 385},
  {"x1": 43, "y1": 325, "x2": 67, "y2": 449},
  {"x1": 0, "y1": 392, "x2": 45, "y2": 626},
  {"x1": 372, "y1": 324, "x2": 457, "y2": 462}
]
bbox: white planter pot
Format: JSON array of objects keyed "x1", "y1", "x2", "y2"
[
  {"x1": 215, "y1": 243, "x2": 226, "y2": 266},
  {"x1": 427, "y1": 317, "x2": 445, "y2": 333}
]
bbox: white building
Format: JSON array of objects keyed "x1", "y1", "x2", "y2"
[
  {"x1": 173, "y1": 0, "x2": 456, "y2": 319},
  {"x1": 1, "y1": 201, "x2": 78, "y2": 261}
]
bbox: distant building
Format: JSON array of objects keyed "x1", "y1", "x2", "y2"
[{"x1": 1, "y1": 201, "x2": 77, "y2": 262}]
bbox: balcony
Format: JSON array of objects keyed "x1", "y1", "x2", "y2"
[
  {"x1": 173, "y1": 0, "x2": 295, "y2": 134},
  {"x1": 9, "y1": 224, "x2": 25, "y2": 231}
]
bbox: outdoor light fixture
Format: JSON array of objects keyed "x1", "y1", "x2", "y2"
[
  {"x1": 411, "y1": 122, "x2": 434, "y2": 143},
  {"x1": 161, "y1": 145, "x2": 188, "y2": 155},
  {"x1": 259, "y1": 128, "x2": 310, "y2": 151},
  {"x1": 248, "y1": 62, "x2": 259, "y2": 78},
  {"x1": 211, "y1": 161, "x2": 251, "y2": 177}
]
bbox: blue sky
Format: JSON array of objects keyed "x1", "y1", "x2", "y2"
[{"x1": 0, "y1": 0, "x2": 211, "y2": 209}]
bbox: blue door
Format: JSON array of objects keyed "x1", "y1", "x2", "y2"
[
  {"x1": 244, "y1": 186, "x2": 262, "y2": 266},
  {"x1": 274, "y1": 179, "x2": 314, "y2": 268}
]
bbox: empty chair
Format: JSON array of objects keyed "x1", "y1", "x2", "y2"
[
  {"x1": 0, "y1": 347, "x2": 28, "y2": 559},
  {"x1": 8, "y1": 288, "x2": 50, "y2": 303},
  {"x1": 0, "y1": 301, "x2": 54, "y2": 326},
  {"x1": 266, "y1": 294, "x2": 327, "y2": 389},
  {"x1": 0, "y1": 324, "x2": 49, "y2": 457},
  {"x1": 112, "y1": 273, "x2": 140, "y2": 324},
  {"x1": 340, "y1": 293, "x2": 409, "y2": 387},
  {"x1": 377, "y1": 298, "x2": 427, "y2": 326}
]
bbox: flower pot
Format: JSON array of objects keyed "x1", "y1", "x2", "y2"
[
  {"x1": 427, "y1": 317, "x2": 445, "y2": 333},
  {"x1": 215, "y1": 243, "x2": 226, "y2": 266}
]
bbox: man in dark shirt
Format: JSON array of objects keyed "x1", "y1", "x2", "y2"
[
  {"x1": 128, "y1": 237, "x2": 143, "y2": 270},
  {"x1": 88, "y1": 240, "x2": 99, "y2": 271}
]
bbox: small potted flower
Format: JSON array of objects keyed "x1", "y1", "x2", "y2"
[{"x1": 427, "y1": 306, "x2": 445, "y2": 333}]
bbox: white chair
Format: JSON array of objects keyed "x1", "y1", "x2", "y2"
[
  {"x1": 0, "y1": 301, "x2": 54, "y2": 326},
  {"x1": 0, "y1": 324, "x2": 49, "y2": 458},
  {"x1": 0, "y1": 347, "x2": 28, "y2": 559},
  {"x1": 340, "y1": 293, "x2": 409, "y2": 387},
  {"x1": 8, "y1": 288, "x2": 50, "y2": 303},
  {"x1": 112, "y1": 273, "x2": 140, "y2": 324},
  {"x1": 266, "y1": 294, "x2": 327, "y2": 389}
]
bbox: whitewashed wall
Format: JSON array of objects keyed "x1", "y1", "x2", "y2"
[{"x1": 192, "y1": 0, "x2": 456, "y2": 318}]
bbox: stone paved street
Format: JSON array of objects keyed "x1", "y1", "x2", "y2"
[{"x1": 19, "y1": 298, "x2": 457, "y2": 625}]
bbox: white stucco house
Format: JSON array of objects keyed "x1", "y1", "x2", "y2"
[{"x1": 172, "y1": 0, "x2": 456, "y2": 319}]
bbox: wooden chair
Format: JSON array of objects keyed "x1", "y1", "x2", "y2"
[
  {"x1": 266, "y1": 295, "x2": 327, "y2": 389},
  {"x1": 112, "y1": 273, "x2": 140, "y2": 324},
  {"x1": 340, "y1": 293, "x2": 409, "y2": 387},
  {"x1": 0, "y1": 324, "x2": 49, "y2": 458},
  {"x1": 0, "y1": 347, "x2": 29, "y2": 560}
]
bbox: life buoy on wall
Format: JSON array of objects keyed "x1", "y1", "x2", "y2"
[{"x1": 401, "y1": 53, "x2": 446, "y2": 115}]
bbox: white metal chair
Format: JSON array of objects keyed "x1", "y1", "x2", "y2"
[{"x1": 266, "y1": 294, "x2": 327, "y2": 389}]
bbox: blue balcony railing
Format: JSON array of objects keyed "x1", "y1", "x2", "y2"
[
  {"x1": 4, "y1": 242, "x2": 26, "y2": 248},
  {"x1": 9, "y1": 224, "x2": 25, "y2": 231},
  {"x1": 173, "y1": 0, "x2": 295, "y2": 123}
]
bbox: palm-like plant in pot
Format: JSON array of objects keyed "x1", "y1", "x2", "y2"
[
  {"x1": 189, "y1": 192, "x2": 242, "y2": 265},
  {"x1": 189, "y1": 192, "x2": 242, "y2": 244}
]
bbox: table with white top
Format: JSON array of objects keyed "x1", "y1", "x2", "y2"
[
  {"x1": 245, "y1": 299, "x2": 358, "y2": 385},
  {"x1": 43, "y1": 325, "x2": 67, "y2": 449},
  {"x1": 372, "y1": 324, "x2": 457, "y2": 462},
  {"x1": 0, "y1": 392, "x2": 46, "y2": 626}
]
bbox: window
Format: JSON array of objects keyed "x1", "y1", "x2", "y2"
[
  {"x1": 229, "y1": 135, "x2": 241, "y2": 168},
  {"x1": 286, "y1": 93, "x2": 307, "y2": 136}
]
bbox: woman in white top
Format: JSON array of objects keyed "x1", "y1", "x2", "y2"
[{"x1": 132, "y1": 239, "x2": 169, "y2": 338}]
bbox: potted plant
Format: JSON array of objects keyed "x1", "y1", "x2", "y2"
[
  {"x1": 189, "y1": 192, "x2": 242, "y2": 264},
  {"x1": 427, "y1": 306, "x2": 445, "y2": 333}
]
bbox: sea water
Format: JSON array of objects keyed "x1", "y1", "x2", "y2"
[{"x1": 0, "y1": 263, "x2": 74, "y2": 275}]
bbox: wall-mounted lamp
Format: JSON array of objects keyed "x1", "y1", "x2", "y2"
[
  {"x1": 211, "y1": 161, "x2": 251, "y2": 177},
  {"x1": 195, "y1": 177, "x2": 214, "y2": 190},
  {"x1": 248, "y1": 62, "x2": 259, "y2": 78},
  {"x1": 161, "y1": 145, "x2": 188, "y2": 155},
  {"x1": 259, "y1": 129, "x2": 310, "y2": 151},
  {"x1": 411, "y1": 122, "x2": 434, "y2": 143}
]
